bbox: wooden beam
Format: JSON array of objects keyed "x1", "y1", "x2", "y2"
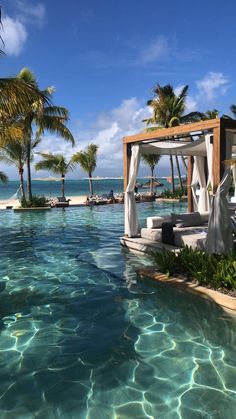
[
  {"x1": 123, "y1": 143, "x2": 131, "y2": 191},
  {"x1": 187, "y1": 156, "x2": 194, "y2": 212},
  {"x1": 213, "y1": 120, "x2": 226, "y2": 193},
  {"x1": 123, "y1": 119, "x2": 220, "y2": 144}
]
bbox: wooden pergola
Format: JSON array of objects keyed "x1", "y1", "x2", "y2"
[{"x1": 123, "y1": 118, "x2": 236, "y2": 212}]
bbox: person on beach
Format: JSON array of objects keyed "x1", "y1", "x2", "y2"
[{"x1": 108, "y1": 190, "x2": 114, "y2": 199}]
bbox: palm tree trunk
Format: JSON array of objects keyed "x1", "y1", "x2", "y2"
[
  {"x1": 19, "y1": 167, "x2": 25, "y2": 199},
  {"x1": 170, "y1": 155, "x2": 175, "y2": 193},
  {"x1": 61, "y1": 176, "x2": 65, "y2": 198},
  {"x1": 150, "y1": 166, "x2": 154, "y2": 193},
  {"x1": 26, "y1": 140, "x2": 32, "y2": 202},
  {"x1": 88, "y1": 171, "x2": 93, "y2": 195},
  {"x1": 175, "y1": 156, "x2": 183, "y2": 190}
]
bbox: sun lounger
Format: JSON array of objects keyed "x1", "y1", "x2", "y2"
[{"x1": 51, "y1": 197, "x2": 71, "y2": 208}]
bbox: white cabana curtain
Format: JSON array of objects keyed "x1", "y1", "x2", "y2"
[
  {"x1": 205, "y1": 134, "x2": 213, "y2": 189},
  {"x1": 206, "y1": 133, "x2": 234, "y2": 255},
  {"x1": 231, "y1": 164, "x2": 236, "y2": 201},
  {"x1": 191, "y1": 161, "x2": 199, "y2": 211},
  {"x1": 194, "y1": 155, "x2": 209, "y2": 213},
  {"x1": 125, "y1": 145, "x2": 140, "y2": 237}
]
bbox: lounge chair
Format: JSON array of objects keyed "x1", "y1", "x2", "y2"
[{"x1": 51, "y1": 197, "x2": 71, "y2": 208}]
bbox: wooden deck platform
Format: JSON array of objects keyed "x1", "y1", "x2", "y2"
[{"x1": 120, "y1": 236, "x2": 180, "y2": 254}]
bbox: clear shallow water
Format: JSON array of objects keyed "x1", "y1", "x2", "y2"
[{"x1": 0, "y1": 202, "x2": 236, "y2": 419}]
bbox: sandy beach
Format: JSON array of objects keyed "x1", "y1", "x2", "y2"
[{"x1": 0, "y1": 195, "x2": 88, "y2": 210}]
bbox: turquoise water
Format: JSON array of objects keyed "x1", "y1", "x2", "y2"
[
  {"x1": 0, "y1": 178, "x2": 178, "y2": 199},
  {"x1": 0, "y1": 202, "x2": 236, "y2": 418}
]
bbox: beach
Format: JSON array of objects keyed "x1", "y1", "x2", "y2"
[{"x1": 0, "y1": 194, "x2": 88, "y2": 210}]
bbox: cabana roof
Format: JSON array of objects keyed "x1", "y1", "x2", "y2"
[
  {"x1": 140, "y1": 138, "x2": 207, "y2": 156},
  {"x1": 123, "y1": 118, "x2": 236, "y2": 192}
]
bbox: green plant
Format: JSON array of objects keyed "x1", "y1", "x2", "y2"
[
  {"x1": 213, "y1": 258, "x2": 236, "y2": 289},
  {"x1": 151, "y1": 249, "x2": 177, "y2": 277},
  {"x1": 151, "y1": 246, "x2": 236, "y2": 291},
  {"x1": 21, "y1": 195, "x2": 49, "y2": 208},
  {"x1": 159, "y1": 187, "x2": 187, "y2": 199}
]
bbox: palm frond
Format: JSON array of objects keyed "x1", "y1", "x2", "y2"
[
  {"x1": 38, "y1": 115, "x2": 75, "y2": 145},
  {"x1": 72, "y1": 143, "x2": 98, "y2": 174}
]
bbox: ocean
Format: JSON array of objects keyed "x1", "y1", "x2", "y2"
[{"x1": 0, "y1": 178, "x2": 178, "y2": 200}]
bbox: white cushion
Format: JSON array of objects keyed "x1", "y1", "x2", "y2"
[
  {"x1": 174, "y1": 230, "x2": 207, "y2": 249},
  {"x1": 141, "y1": 228, "x2": 162, "y2": 242},
  {"x1": 147, "y1": 215, "x2": 171, "y2": 229},
  {"x1": 171, "y1": 212, "x2": 202, "y2": 227}
]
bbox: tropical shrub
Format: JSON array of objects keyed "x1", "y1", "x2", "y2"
[
  {"x1": 159, "y1": 187, "x2": 187, "y2": 199},
  {"x1": 21, "y1": 195, "x2": 49, "y2": 208},
  {"x1": 151, "y1": 249, "x2": 177, "y2": 277},
  {"x1": 151, "y1": 246, "x2": 236, "y2": 290}
]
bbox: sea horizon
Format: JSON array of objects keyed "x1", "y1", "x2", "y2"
[{"x1": 0, "y1": 177, "x2": 182, "y2": 200}]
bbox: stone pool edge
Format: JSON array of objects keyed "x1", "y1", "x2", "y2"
[{"x1": 137, "y1": 268, "x2": 236, "y2": 315}]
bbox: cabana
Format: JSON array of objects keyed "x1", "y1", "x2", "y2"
[{"x1": 121, "y1": 118, "x2": 236, "y2": 255}]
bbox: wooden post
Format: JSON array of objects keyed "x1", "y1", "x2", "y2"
[
  {"x1": 187, "y1": 156, "x2": 194, "y2": 212},
  {"x1": 213, "y1": 119, "x2": 226, "y2": 193},
  {"x1": 123, "y1": 142, "x2": 131, "y2": 191}
]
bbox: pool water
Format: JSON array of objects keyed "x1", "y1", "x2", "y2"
[{"x1": 0, "y1": 202, "x2": 236, "y2": 419}]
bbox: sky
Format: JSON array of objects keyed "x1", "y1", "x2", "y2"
[{"x1": 1, "y1": 0, "x2": 236, "y2": 179}]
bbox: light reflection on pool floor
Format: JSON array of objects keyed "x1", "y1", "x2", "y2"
[{"x1": 0, "y1": 203, "x2": 236, "y2": 418}]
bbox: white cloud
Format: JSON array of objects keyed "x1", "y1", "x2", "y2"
[
  {"x1": 33, "y1": 98, "x2": 151, "y2": 177},
  {"x1": 196, "y1": 72, "x2": 229, "y2": 100},
  {"x1": 2, "y1": 16, "x2": 27, "y2": 55},
  {"x1": 2, "y1": 1, "x2": 45, "y2": 56},
  {"x1": 138, "y1": 36, "x2": 170, "y2": 64},
  {"x1": 185, "y1": 96, "x2": 197, "y2": 113},
  {"x1": 14, "y1": 1, "x2": 46, "y2": 26}
]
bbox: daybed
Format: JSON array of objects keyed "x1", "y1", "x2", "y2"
[{"x1": 141, "y1": 212, "x2": 209, "y2": 250}]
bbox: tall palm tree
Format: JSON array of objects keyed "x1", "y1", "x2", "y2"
[
  {"x1": 35, "y1": 153, "x2": 76, "y2": 198},
  {"x1": 142, "y1": 154, "x2": 161, "y2": 192},
  {"x1": 17, "y1": 68, "x2": 75, "y2": 203},
  {"x1": 0, "y1": 141, "x2": 28, "y2": 198},
  {"x1": 144, "y1": 84, "x2": 204, "y2": 192},
  {"x1": 72, "y1": 144, "x2": 98, "y2": 195}
]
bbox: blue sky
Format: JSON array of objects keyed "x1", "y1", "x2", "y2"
[{"x1": 1, "y1": 0, "x2": 236, "y2": 179}]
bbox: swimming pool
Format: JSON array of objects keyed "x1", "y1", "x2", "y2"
[{"x1": 0, "y1": 202, "x2": 236, "y2": 418}]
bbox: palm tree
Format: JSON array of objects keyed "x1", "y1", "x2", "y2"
[
  {"x1": 0, "y1": 171, "x2": 8, "y2": 183},
  {"x1": 204, "y1": 109, "x2": 219, "y2": 119},
  {"x1": 72, "y1": 144, "x2": 98, "y2": 195},
  {"x1": 144, "y1": 84, "x2": 204, "y2": 192},
  {"x1": 17, "y1": 68, "x2": 75, "y2": 203},
  {"x1": 35, "y1": 153, "x2": 76, "y2": 198},
  {"x1": 142, "y1": 154, "x2": 161, "y2": 192},
  {"x1": 0, "y1": 141, "x2": 28, "y2": 198}
]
